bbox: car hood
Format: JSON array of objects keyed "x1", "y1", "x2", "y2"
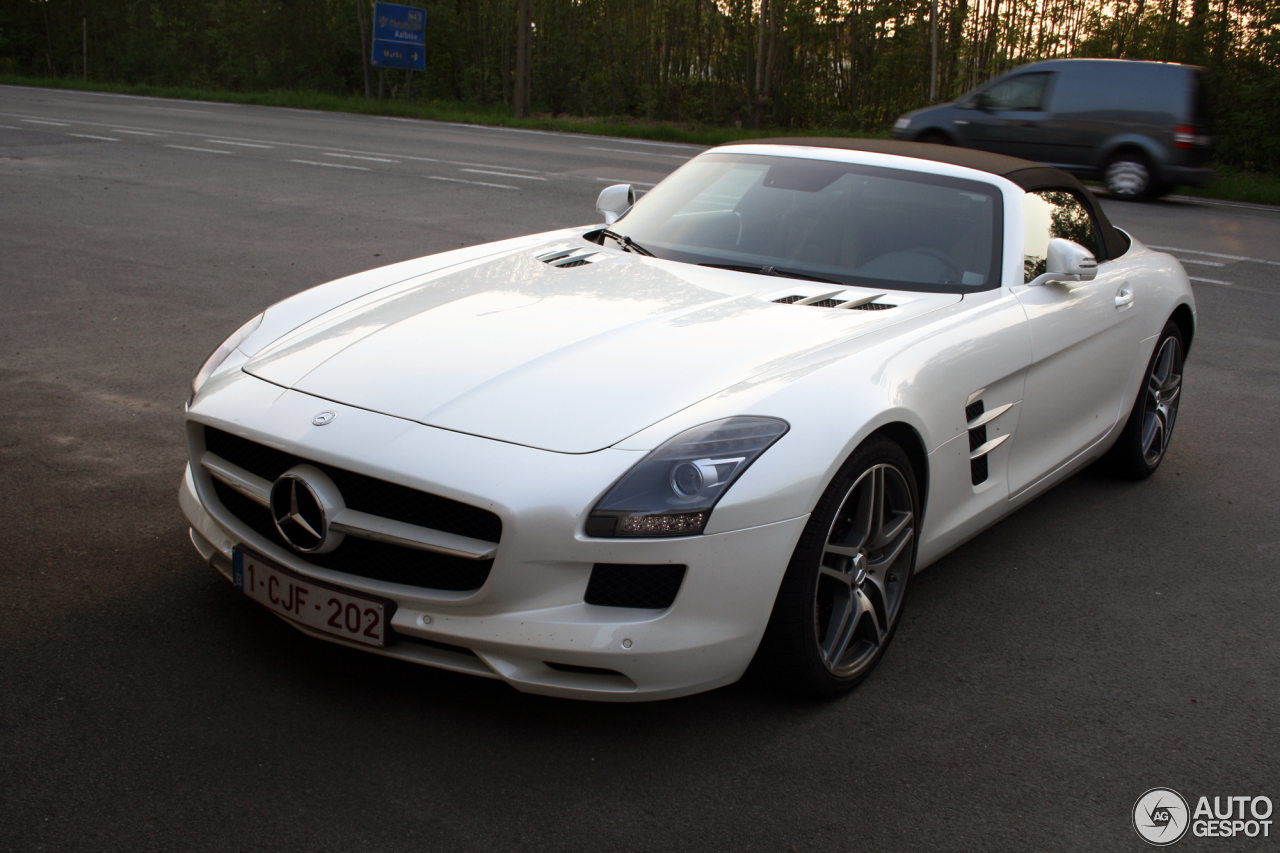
[{"x1": 244, "y1": 242, "x2": 959, "y2": 453}]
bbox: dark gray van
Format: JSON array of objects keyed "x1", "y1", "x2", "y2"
[{"x1": 891, "y1": 59, "x2": 1213, "y2": 200}]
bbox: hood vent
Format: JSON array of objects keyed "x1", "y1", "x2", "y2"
[
  {"x1": 771, "y1": 290, "x2": 897, "y2": 311},
  {"x1": 536, "y1": 244, "x2": 609, "y2": 269}
]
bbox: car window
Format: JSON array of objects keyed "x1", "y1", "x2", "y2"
[
  {"x1": 1023, "y1": 190, "x2": 1101, "y2": 282},
  {"x1": 985, "y1": 73, "x2": 1051, "y2": 111},
  {"x1": 613, "y1": 153, "x2": 1004, "y2": 294}
]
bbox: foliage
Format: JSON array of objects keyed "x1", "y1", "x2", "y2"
[{"x1": 1, "y1": 0, "x2": 1276, "y2": 172}]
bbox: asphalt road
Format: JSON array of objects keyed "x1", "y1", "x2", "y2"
[{"x1": 1, "y1": 84, "x2": 1277, "y2": 853}]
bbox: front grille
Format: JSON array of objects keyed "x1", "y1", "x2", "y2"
[
  {"x1": 213, "y1": 481, "x2": 494, "y2": 591},
  {"x1": 584, "y1": 563, "x2": 686, "y2": 610},
  {"x1": 204, "y1": 427, "x2": 501, "y2": 542},
  {"x1": 203, "y1": 427, "x2": 501, "y2": 592}
]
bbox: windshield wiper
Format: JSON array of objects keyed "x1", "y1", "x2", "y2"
[
  {"x1": 598, "y1": 229, "x2": 655, "y2": 257},
  {"x1": 699, "y1": 263, "x2": 842, "y2": 286}
]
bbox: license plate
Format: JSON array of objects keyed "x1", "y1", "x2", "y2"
[{"x1": 233, "y1": 548, "x2": 393, "y2": 648}]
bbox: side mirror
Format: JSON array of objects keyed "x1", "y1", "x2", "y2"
[
  {"x1": 975, "y1": 91, "x2": 994, "y2": 112},
  {"x1": 596, "y1": 184, "x2": 635, "y2": 225},
  {"x1": 1028, "y1": 238, "x2": 1099, "y2": 286}
]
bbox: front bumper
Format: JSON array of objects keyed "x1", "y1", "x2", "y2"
[{"x1": 180, "y1": 382, "x2": 808, "y2": 702}]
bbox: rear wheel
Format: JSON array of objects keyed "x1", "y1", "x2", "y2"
[
  {"x1": 1105, "y1": 151, "x2": 1155, "y2": 200},
  {"x1": 755, "y1": 436, "x2": 919, "y2": 697},
  {"x1": 1107, "y1": 321, "x2": 1184, "y2": 480}
]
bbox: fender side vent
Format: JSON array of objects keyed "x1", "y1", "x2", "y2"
[{"x1": 967, "y1": 399, "x2": 988, "y2": 485}]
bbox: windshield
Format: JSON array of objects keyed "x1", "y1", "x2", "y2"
[{"x1": 609, "y1": 153, "x2": 1003, "y2": 293}]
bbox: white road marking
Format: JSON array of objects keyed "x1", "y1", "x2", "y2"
[
  {"x1": 67, "y1": 134, "x2": 119, "y2": 141},
  {"x1": 595, "y1": 177, "x2": 658, "y2": 187},
  {"x1": 0, "y1": 113, "x2": 567, "y2": 181},
  {"x1": 445, "y1": 122, "x2": 704, "y2": 150},
  {"x1": 426, "y1": 175, "x2": 518, "y2": 190},
  {"x1": 139, "y1": 105, "x2": 215, "y2": 114},
  {"x1": 1151, "y1": 245, "x2": 1280, "y2": 267},
  {"x1": 207, "y1": 139, "x2": 273, "y2": 148},
  {"x1": 0, "y1": 125, "x2": 24, "y2": 130},
  {"x1": 1177, "y1": 258, "x2": 1225, "y2": 267},
  {"x1": 1188, "y1": 277, "x2": 1233, "y2": 285},
  {"x1": 460, "y1": 168, "x2": 546, "y2": 181},
  {"x1": 28, "y1": 87, "x2": 236, "y2": 107},
  {"x1": 584, "y1": 146, "x2": 691, "y2": 159},
  {"x1": 290, "y1": 159, "x2": 369, "y2": 170},
  {"x1": 324, "y1": 152, "x2": 398, "y2": 163},
  {"x1": 22, "y1": 119, "x2": 71, "y2": 126},
  {"x1": 449, "y1": 161, "x2": 540, "y2": 172},
  {"x1": 166, "y1": 145, "x2": 233, "y2": 155},
  {"x1": 1166, "y1": 194, "x2": 1280, "y2": 213}
]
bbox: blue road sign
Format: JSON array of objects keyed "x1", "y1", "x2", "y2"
[
  {"x1": 371, "y1": 2, "x2": 426, "y2": 71},
  {"x1": 371, "y1": 39, "x2": 425, "y2": 71}
]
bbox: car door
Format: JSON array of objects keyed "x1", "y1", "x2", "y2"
[
  {"x1": 1007, "y1": 190, "x2": 1141, "y2": 496},
  {"x1": 963, "y1": 72, "x2": 1054, "y2": 159}
]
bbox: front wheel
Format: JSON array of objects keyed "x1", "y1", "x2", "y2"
[
  {"x1": 1107, "y1": 322, "x2": 1184, "y2": 480},
  {"x1": 754, "y1": 436, "x2": 919, "y2": 697}
]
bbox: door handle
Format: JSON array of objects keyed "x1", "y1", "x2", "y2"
[{"x1": 1115, "y1": 284, "x2": 1134, "y2": 308}]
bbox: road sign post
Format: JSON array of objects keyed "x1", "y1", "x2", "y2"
[{"x1": 370, "y1": 2, "x2": 426, "y2": 74}]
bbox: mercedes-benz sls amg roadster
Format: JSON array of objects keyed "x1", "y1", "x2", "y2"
[{"x1": 180, "y1": 138, "x2": 1193, "y2": 701}]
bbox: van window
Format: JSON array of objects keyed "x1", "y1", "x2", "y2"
[
  {"x1": 1023, "y1": 190, "x2": 1100, "y2": 282},
  {"x1": 985, "y1": 73, "x2": 1052, "y2": 111}
]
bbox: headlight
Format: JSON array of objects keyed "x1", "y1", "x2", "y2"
[
  {"x1": 189, "y1": 313, "x2": 263, "y2": 402},
  {"x1": 585, "y1": 417, "x2": 789, "y2": 538},
  {"x1": 894, "y1": 117, "x2": 912, "y2": 130}
]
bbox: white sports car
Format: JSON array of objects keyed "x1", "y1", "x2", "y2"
[{"x1": 180, "y1": 139, "x2": 1194, "y2": 701}]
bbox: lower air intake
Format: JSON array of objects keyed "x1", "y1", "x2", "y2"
[{"x1": 584, "y1": 563, "x2": 687, "y2": 610}]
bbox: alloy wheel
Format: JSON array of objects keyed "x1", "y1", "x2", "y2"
[
  {"x1": 1141, "y1": 335, "x2": 1183, "y2": 467},
  {"x1": 814, "y1": 463, "x2": 915, "y2": 678}
]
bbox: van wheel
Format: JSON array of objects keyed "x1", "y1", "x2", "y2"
[
  {"x1": 1105, "y1": 152, "x2": 1154, "y2": 200},
  {"x1": 919, "y1": 131, "x2": 953, "y2": 146}
]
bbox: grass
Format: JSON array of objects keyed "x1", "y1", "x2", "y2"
[
  {"x1": 3, "y1": 73, "x2": 1276, "y2": 207},
  {"x1": 1174, "y1": 170, "x2": 1280, "y2": 207},
  {"x1": 0, "y1": 73, "x2": 874, "y2": 148}
]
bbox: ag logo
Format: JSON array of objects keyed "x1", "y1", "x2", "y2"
[{"x1": 1134, "y1": 788, "x2": 1190, "y2": 846}]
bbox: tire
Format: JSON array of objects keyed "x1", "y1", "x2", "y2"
[
  {"x1": 918, "y1": 131, "x2": 953, "y2": 146},
  {"x1": 1104, "y1": 151, "x2": 1155, "y2": 200},
  {"x1": 754, "y1": 436, "x2": 920, "y2": 697},
  {"x1": 1107, "y1": 321, "x2": 1184, "y2": 480}
]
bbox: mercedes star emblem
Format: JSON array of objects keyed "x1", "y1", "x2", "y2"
[{"x1": 268, "y1": 466, "x2": 346, "y2": 554}]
